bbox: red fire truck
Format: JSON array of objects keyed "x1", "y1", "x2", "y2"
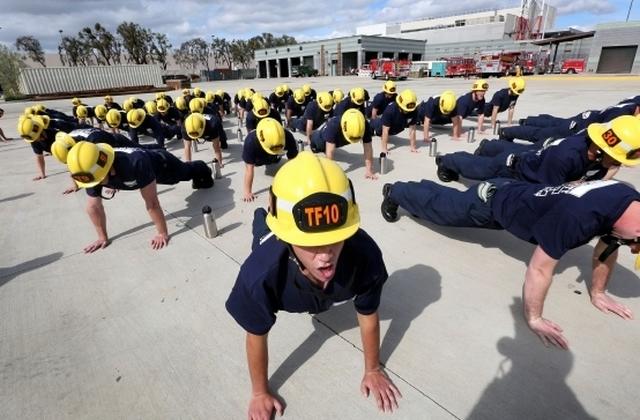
[
  {"x1": 444, "y1": 57, "x2": 476, "y2": 77},
  {"x1": 561, "y1": 58, "x2": 586, "y2": 74},
  {"x1": 476, "y1": 51, "x2": 521, "y2": 77},
  {"x1": 518, "y1": 51, "x2": 550, "y2": 75},
  {"x1": 368, "y1": 58, "x2": 411, "y2": 80}
]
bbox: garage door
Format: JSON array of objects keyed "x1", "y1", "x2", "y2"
[{"x1": 596, "y1": 46, "x2": 638, "y2": 73}]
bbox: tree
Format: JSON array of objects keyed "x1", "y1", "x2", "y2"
[
  {"x1": 117, "y1": 22, "x2": 152, "y2": 64},
  {"x1": 229, "y1": 39, "x2": 252, "y2": 69},
  {"x1": 211, "y1": 36, "x2": 233, "y2": 69},
  {"x1": 15, "y1": 36, "x2": 46, "y2": 67},
  {"x1": 173, "y1": 41, "x2": 199, "y2": 73},
  {"x1": 150, "y1": 33, "x2": 172, "y2": 70},
  {"x1": 191, "y1": 38, "x2": 211, "y2": 76},
  {"x1": 78, "y1": 23, "x2": 121, "y2": 65},
  {"x1": 58, "y1": 36, "x2": 94, "y2": 66},
  {"x1": 0, "y1": 45, "x2": 26, "y2": 98}
]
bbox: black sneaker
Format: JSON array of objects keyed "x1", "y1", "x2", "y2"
[
  {"x1": 381, "y1": 183, "x2": 399, "y2": 222},
  {"x1": 474, "y1": 139, "x2": 489, "y2": 156},
  {"x1": 436, "y1": 159, "x2": 459, "y2": 182},
  {"x1": 518, "y1": 118, "x2": 526, "y2": 126}
]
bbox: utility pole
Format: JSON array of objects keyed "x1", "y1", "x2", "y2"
[{"x1": 627, "y1": 0, "x2": 634, "y2": 22}]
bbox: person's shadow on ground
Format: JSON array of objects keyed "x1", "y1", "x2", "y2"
[
  {"x1": 268, "y1": 264, "x2": 442, "y2": 395},
  {"x1": 466, "y1": 297, "x2": 597, "y2": 420},
  {"x1": 0, "y1": 252, "x2": 64, "y2": 288}
]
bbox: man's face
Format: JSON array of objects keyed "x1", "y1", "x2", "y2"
[
  {"x1": 601, "y1": 153, "x2": 622, "y2": 168},
  {"x1": 292, "y1": 241, "x2": 345, "y2": 290},
  {"x1": 473, "y1": 91, "x2": 486, "y2": 101}
]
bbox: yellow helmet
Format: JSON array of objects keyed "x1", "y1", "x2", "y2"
[
  {"x1": 250, "y1": 92, "x2": 264, "y2": 103},
  {"x1": 588, "y1": 115, "x2": 640, "y2": 166},
  {"x1": 439, "y1": 91, "x2": 457, "y2": 115},
  {"x1": 383, "y1": 80, "x2": 397, "y2": 94},
  {"x1": 252, "y1": 97, "x2": 270, "y2": 118},
  {"x1": 302, "y1": 84, "x2": 311, "y2": 96},
  {"x1": 155, "y1": 92, "x2": 165, "y2": 101},
  {"x1": 51, "y1": 133, "x2": 77, "y2": 164},
  {"x1": 123, "y1": 99, "x2": 134, "y2": 112},
  {"x1": 145, "y1": 101, "x2": 157, "y2": 115},
  {"x1": 156, "y1": 99, "x2": 170, "y2": 113},
  {"x1": 275, "y1": 85, "x2": 285, "y2": 97},
  {"x1": 106, "y1": 109, "x2": 122, "y2": 128},
  {"x1": 104, "y1": 95, "x2": 113, "y2": 103},
  {"x1": 215, "y1": 89, "x2": 224, "y2": 98},
  {"x1": 67, "y1": 141, "x2": 115, "y2": 188},
  {"x1": 18, "y1": 116, "x2": 44, "y2": 142},
  {"x1": 127, "y1": 108, "x2": 147, "y2": 128},
  {"x1": 34, "y1": 115, "x2": 50, "y2": 129},
  {"x1": 205, "y1": 91, "x2": 216, "y2": 103},
  {"x1": 396, "y1": 89, "x2": 417, "y2": 113},
  {"x1": 349, "y1": 87, "x2": 365, "y2": 106},
  {"x1": 509, "y1": 77, "x2": 526, "y2": 95},
  {"x1": 266, "y1": 152, "x2": 360, "y2": 246},
  {"x1": 35, "y1": 104, "x2": 46, "y2": 113},
  {"x1": 256, "y1": 118, "x2": 286, "y2": 155},
  {"x1": 244, "y1": 88, "x2": 255, "y2": 100},
  {"x1": 317, "y1": 92, "x2": 334, "y2": 112},
  {"x1": 76, "y1": 105, "x2": 88, "y2": 119},
  {"x1": 182, "y1": 88, "x2": 191, "y2": 96},
  {"x1": 341, "y1": 109, "x2": 366, "y2": 143},
  {"x1": 24, "y1": 107, "x2": 35, "y2": 116},
  {"x1": 293, "y1": 89, "x2": 305, "y2": 104},
  {"x1": 332, "y1": 89, "x2": 345, "y2": 103},
  {"x1": 189, "y1": 98, "x2": 205, "y2": 114},
  {"x1": 282, "y1": 84, "x2": 289, "y2": 92},
  {"x1": 175, "y1": 96, "x2": 187, "y2": 111},
  {"x1": 184, "y1": 113, "x2": 206, "y2": 139},
  {"x1": 72, "y1": 97, "x2": 81, "y2": 106},
  {"x1": 193, "y1": 87, "x2": 203, "y2": 97},
  {"x1": 472, "y1": 79, "x2": 489, "y2": 92},
  {"x1": 94, "y1": 104, "x2": 108, "y2": 120},
  {"x1": 128, "y1": 96, "x2": 138, "y2": 104}
]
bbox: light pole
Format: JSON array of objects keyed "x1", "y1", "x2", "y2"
[{"x1": 627, "y1": 0, "x2": 635, "y2": 22}]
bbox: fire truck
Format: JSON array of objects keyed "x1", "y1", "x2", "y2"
[
  {"x1": 368, "y1": 58, "x2": 411, "y2": 80},
  {"x1": 517, "y1": 51, "x2": 550, "y2": 75},
  {"x1": 476, "y1": 51, "x2": 521, "y2": 77},
  {"x1": 444, "y1": 57, "x2": 476, "y2": 77}
]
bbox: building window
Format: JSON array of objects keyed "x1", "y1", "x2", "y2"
[
  {"x1": 357, "y1": 39, "x2": 362, "y2": 44},
  {"x1": 455, "y1": 20, "x2": 466, "y2": 27},
  {"x1": 299, "y1": 46, "x2": 303, "y2": 51},
  {"x1": 265, "y1": 51, "x2": 267, "y2": 55},
  {"x1": 275, "y1": 49, "x2": 278, "y2": 53},
  {"x1": 287, "y1": 48, "x2": 290, "y2": 52}
]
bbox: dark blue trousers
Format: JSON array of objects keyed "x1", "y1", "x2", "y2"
[
  {"x1": 500, "y1": 124, "x2": 571, "y2": 143},
  {"x1": 389, "y1": 180, "x2": 499, "y2": 228},
  {"x1": 440, "y1": 151, "x2": 515, "y2": 181},
  {"x1": 478, "y1": 139, "x2": 540, "y2": 157},
  {"x1": 251, "y1": 208, "x2": 271, "y2": 250},
  {"x1": 522, "y1": 114, "x2": 566, "y2": 127}
]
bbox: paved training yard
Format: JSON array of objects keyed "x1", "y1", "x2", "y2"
[{"x1": 1, "y1": 74, "x2": 640, "y2": 419}]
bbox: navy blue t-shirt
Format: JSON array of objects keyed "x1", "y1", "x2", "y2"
[
  {"x1": 484, "y1": 88, "x2": 519, "y2": 116},
  {"x1": 158, "y1": 108, "x2": 181, "y2": 125},
  {"x1": 69, "y1": 128, "x2": 137, "y2": 148},
  {"x1": 180, "y1": 113, "x2": 223, "y2": 141},
  {"x1": 515, "y1": 134, "x2": 606, "y2": 184},
  {"x1": 334, "y1": 98, "x2": 365, "y2": 118},
  {"x1": 619, "y1": 95, "x2": 640, "y2": 106},
  {"x1": 245, "y1": 108, "x2": 283, "y2": 132},
  {"x1": 453, "y1": 92, "x2": 485, "y2": 119},
  {"x1": 241, "y1": 130, "x2": 298, "y2": 166},
  {"x1": 491, "y1": 180, "x2": 640, "y2": 259},
  {"x1": 303, "y1": 101, "x2": 333, "y2": 130},
  {"x1": 86, "y1": 148, "x2": 157, "y2": 197},
  {"x1": 128, "y1": 114, "x2": 165, "y2": 145},
  {"x1": 417, "y1": 96, "x2": 452, "y2": 124},
  {"x1": 268, "y1": 92, "x2": 286, "y2": 108},
  {"x1": 369, "y1": 92, "x2": 395, "y2": 116},
  {"x1": 381, "y1": 102, "x2": 418, "y2": 135},
  {"x1": 286, "y1": 97, "x2": 305, "y2": 117},
  {"x1": 573, "y1": 103, "x2": 638, "y2": 131},
  {"x1": 225, "y1": 229, "x2": 388, "y2": 335},
  {"x1": 30, "y1": 129, "x2": 56, "y2": 155},
  {"x1": 321, "y1": 116, "x2": 372, "y2": 148}
]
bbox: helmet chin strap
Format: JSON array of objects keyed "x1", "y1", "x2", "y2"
[{"x1": 598, "y1": 235, "x2": 621, "y2": 262}]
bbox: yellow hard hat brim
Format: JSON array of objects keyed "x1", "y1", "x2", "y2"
[
  {"x1": 75, "y1": 143, "x2": 115, "y2": 188},
  {"x1": 266, "y1": 209, "x2": 360, "y2": 247},
  {"x1": 588, "y1": 123, "x2": 640, "y2": 167}
]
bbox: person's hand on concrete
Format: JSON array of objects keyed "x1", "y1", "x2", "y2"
[
  {"x1": 33, "y1": 174, "x2": 46, "y2": 181},
  {"x1": 84, "y1": 238, "x2": 110, "y2": 254},
  {"x1": 591, "y1": 291, "x2": 634, "y2": 319},
  {"x1": 150, "y1": 233, "x2": 169, "y2": 250},
  {"x1": 243, "y1": 191, "x2": 257, "y2": 202},
  {"x1": 527, "y1": 317, "x2": 568, "y2": 349},
  {"x1": 365, "y1": 170, "x2": 378, "y2": 180},
  {"x1": 63, "y1": 185, "x2": 80, "y2": 195},
  {"x1": 248, "y1": 392, "x2": 284, "y2": 420},
  {"x1": 361, "y1": 368, "x2": 402, "y2": 413}
]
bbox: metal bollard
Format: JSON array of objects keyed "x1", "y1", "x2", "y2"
[
  {"x1": 467, "y1": 128, "x2": 476, "y2": 143},
  {"x1": 379, "y1": 152, "x2": 387, "y2": 175},
  {"x1": 202, "y1": 206, "x2": 218, "y2": 238},
  {"x1": 237, "y1": 127, "x2": 243, "y2": 142},
  {"x1": 211, "y1": 159, "x2": 222, "y2": 179},
  {"x1": 493, "y1": 121, "x2": 501, "y2": 135},
  {"x1": 428, "y1": 138, "x2": 438, "y2": 157},
  {"x1": 297, "y1": 140, "x2": 305, "y2": 152},
  {"x1": 192, "y1": 140, "x2": 198, "y2": 152}
]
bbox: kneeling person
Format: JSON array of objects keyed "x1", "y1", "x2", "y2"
[{"x1": 66, "y1": 142, "x2": 213, "y2": 253}]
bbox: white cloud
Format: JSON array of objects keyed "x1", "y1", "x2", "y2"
[{"x1": 549, "y1": 0, "x2": 615, "y2": 15}]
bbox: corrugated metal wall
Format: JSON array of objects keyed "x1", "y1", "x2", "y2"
[
  {"x1": 19, "y1": 65, "x2": 163, "y2": 95},
  {"x1": 587, "y1": 22, "x2": 640, "y2": 73}
]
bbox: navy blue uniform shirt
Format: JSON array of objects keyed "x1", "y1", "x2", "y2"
[
  {"x1": 225, "y1": 229, "x2": 388, "y2": 335},
  {"x1": 180, "y1": 113, "x2": 223, "y2": 141},
  {"x1": 334, "y1": 98, "x2": 365, "y2": 118},
  {"x1": 515, "y1": 134, "x2": 606, "y2": 184},
  {"x1": 245, "y1": 109, "x2": 283, "y2": 132},
  {"x1": 158, "y1": 107, "x2": 181, "y2": 126},
  {"x1": 417, "y1": 96, "x2": 452, "y2": 124},
  {"x1": 286, "y1": 97, "x2": 305, "y2": 117},
  {"x1": 241, "y1": 129, "x2": 298, "y2": 166},
  {"x1": 368, "y1": 92, "x2": 395, "y2": 116},
  {"x1": 454, "y1": 92, "x2": 485, "y2": 119},
  {"x1": 484, "y1": 88, "x2": 518, "y2": 116},
  {"x1": 128, "y1": 114, "x2": 165, "y2": 146},
  {"x1": 30, "y1": 130, "x2": 56, "y2": 155},
  {"x1": 573, "y1": 103, "x2": 638, "y2": 131},
  {"x1": 381, "y1": 102, "x2": 418, "y2": 135},
  {"x1": 86, "y1": 148, "x2": 157, "y2": 197},
  {"x1": 492, "y1": 180, "x2": 640, "y2": 259},
  {"x1": 321, "y1": 116, "x2": 372, "y2": 148},
  {"x1": 303, "y1": 101, "x2": 333, "y2": 130}
]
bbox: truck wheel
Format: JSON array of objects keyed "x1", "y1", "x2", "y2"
[
  {"x1": 567, "y1": 68, "x2": 576, "y2": 74},
  {"x1": 371, "y1": 73, "x2": 377, "y2": 80}
]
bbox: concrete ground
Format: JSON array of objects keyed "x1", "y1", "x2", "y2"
[{"x1": 1, "y1": 74, "x2": 640, "y2": 420}]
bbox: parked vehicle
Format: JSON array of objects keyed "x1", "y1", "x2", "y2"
[
  {"x1": 292, "y1": 65, "x2": 318, "y2": 77},
  {"x1": 445, "y1": 57, "x2": 476, "y2": 77},
  {"x1": 476, "y1": 51, "x2": 521, "y2": 77},
  {"x1": 369, "y1": 58, "x2": 411, "y2": 80},
  {"x1": 516, "y1": 51, "x2": 550, "y2": 75},
  {"x1": 561, "y1": 58, "x2": 586, "y2": 74}
]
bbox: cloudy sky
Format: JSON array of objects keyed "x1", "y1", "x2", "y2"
[{"x1": 0, "y1": 0, "x2": 637, "y2": 52}]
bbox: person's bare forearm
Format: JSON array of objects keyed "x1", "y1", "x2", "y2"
[
  {"x1": 423, "y1": 118, "x2": 431, "y2": 141},
  {"x1": 244, "y1": 164, "x2": 255, "y2": 195},
  {"x1": 364, "y1": 143, "x2": 374, "y2": 173},
  {"x1": 325, "y1": 142, "x2": 335, "y2": 160},
  {"x1": 507, "y1": 107, "x2": 515, "y2": 125},
  {"x1": 87, "y1": 199, "x2": 108, "y2": 240},
  {"x1": 357, "y1": 312, "x2": 381, "y2": 372},
  {"x1": 491, "y1": 107, "x2": 499, "y2": 130},
  {"x1": 141, "y1": 183, "x2": 168, "y2": 236},
  {"x1": 35, "y1": 154, "x2": 46, "y2": 177},
  {"x1": 452, "y1": 117, "x2": 462, "y2": 138},
  {"x1": 246, "y1": 332, "x2": 270, "y2": 395},
  {"x1": 305, "y1": 120, "x2": 313, "y2": 144},
  {"x1": 408, "y1": 126, "x2": 416, "y2": 150},
  {"x1": 523, "y1": 247, "x2": 557, "y2": 322},
  {"x1": 590, "y1": 239, "x2": 617, "y2": 295},
  {"x1": 381, "y1": 126, "x2": 390, "y2": 152}
]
